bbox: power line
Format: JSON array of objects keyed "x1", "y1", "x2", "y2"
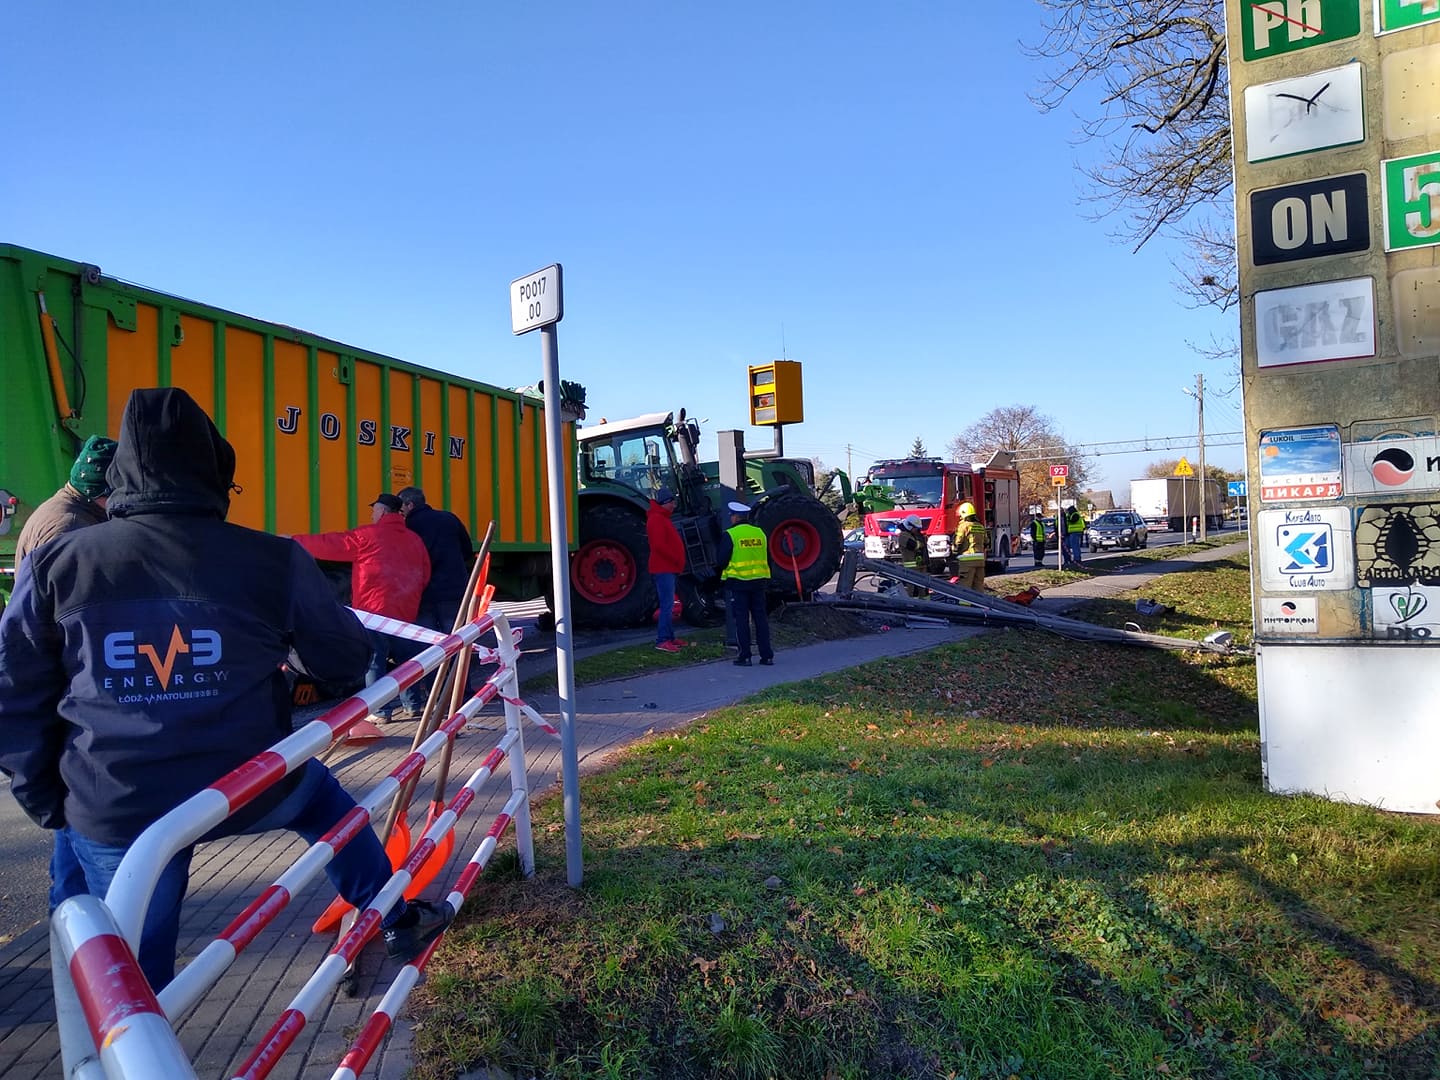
[{"x1": 1004, "y1": 432, "x2": 1242, "y2": 461}]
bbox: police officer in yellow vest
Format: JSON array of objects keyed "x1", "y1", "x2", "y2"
[
  {"x1": 720, "y1": 501, "x2": 774, "y2": 667},
  {"x1": 953, "y1": 501, "x2": 989, "y2": 591}
]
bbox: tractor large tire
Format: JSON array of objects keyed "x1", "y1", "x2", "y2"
[
  {"x1": 570, "y1": 505, "x2": 655, "y2": 628},
  {"x1": 753, "y1": 494, "x2": 843, "y2": 599}
]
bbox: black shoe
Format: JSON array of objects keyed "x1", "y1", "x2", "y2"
[
  {"x1": 733, "y1": 658, "x2": 751, "y2": 667},
  {"x1": 383, "y1": 898, "x2": 455, "y2": 961},
  {"x1": 758, "y1": 657, "x2": 774, "y2": 666}
]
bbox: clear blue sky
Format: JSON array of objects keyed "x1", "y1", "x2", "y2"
[{"x1": 1, "y1": 2, "x2": 1243, "y2": 497}]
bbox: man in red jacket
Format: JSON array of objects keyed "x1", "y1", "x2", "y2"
[
  {"x1": 292, "y1": 494, "x2": 432, "y2": 720},
  {"x1": 646, "y1": 486, "x2": 688, "y2": 652}
]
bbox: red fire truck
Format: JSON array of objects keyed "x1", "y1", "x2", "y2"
[{"x1": 860, "y1": 453, "x2": 1022, "y2": 574}]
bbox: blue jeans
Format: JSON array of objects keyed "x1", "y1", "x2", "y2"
[
  {"x1": 1066, "y1": 533, "x2": 1083, "y2": 564},
  {"x1": 653, "y1": 572, "x2": 676, "y2": 643},
  {"x1": 727, "y1": 580, "x2": 772, "y2": 662},
  {"x1": 61, "y1": 760, "x2": 398, "y2": 989},
  {"x1": 48, "y1": 830, "x2": 89, "y2": 913},
  {"x1": 367, "y1": 629, "x2": 423, "y2": 715}
]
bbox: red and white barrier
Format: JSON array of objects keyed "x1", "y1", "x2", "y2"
[{"x1": 53, "y1": 608, "x2": 547, "y2": 1078}]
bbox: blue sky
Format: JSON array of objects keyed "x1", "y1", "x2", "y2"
[{"x1": 1, "y1": 2, "x2": 1244, "y2": 496}]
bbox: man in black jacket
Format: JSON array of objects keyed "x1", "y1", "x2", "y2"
[
  {"x1": 0, "y1": 387, "x2": 450, "y2": 988},
  {"x1": 396, "y1": 486, "x2": 474, "y2": 632}
]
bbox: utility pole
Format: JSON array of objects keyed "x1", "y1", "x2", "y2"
[
  {"x1": 1195, "y1": 373, "x2": 1207, "y2": 541},
  {"x1": 846, "y1": 443, "x2": 853, "y2": 480}
]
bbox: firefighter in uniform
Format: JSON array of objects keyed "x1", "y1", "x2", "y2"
[
  {"x1": 719, "y1": 501, "x2": 774, "y2": 667},
  {"x1": 897, "y1": 514, "x2": 929, "y2": 597},
  {"x1": 953, "y1": 501, "x2": 989, "y2": 591}
]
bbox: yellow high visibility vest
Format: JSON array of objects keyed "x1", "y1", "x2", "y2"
[{"x1": 722, "y1": 523, "x2": 771, "y2": 580}]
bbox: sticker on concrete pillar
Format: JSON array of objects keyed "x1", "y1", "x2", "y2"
[
  {"x1": 1382, "y1": 151, "x2": 1440, "y2": 252},
  {"x1": 1258, "y1": 425, "x2": 1342, "y2": 502},
  {"x1": 1254, "y1": 277, "x2": 1376, "y2": 367},
  {"x1": 1355, "y1": 503, "x2": 1440, "y2": 586},
  {"x1": 1378, "y1": 0, "x2": 1440, "y2": 33},
  {"x1": 1258, "y1": 506, "x2": 1354, "y2": 591},
  {"x1": 1240, "y1": 1, "x2": 1361, "y2": 61},
  {"x1": 1369, "y1": 584, "x2": 1440, "y2": 641},
  {"x1": 1250, "y1": 172, "x2": 1370, "y2": 265},
  {"x1": 1343, "y1": 434, "x2": 1440, "y2": 495},
  {"x1": 1259, "y1": 596, "x2": 1320, "y2": 634},
  {"x1": 1243, "y1": 63, "x2": 1365, "y2": 163}
]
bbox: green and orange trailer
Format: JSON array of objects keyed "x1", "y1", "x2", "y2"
[{"x1": 0, "y1": 243, "x2": 576, "y2": 602}]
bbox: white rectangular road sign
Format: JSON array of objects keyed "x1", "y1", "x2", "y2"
[{"x1": 510, "y1": 264, "x2": 564, "y2": 335}]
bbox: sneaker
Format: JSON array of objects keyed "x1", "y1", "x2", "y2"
[
  {"x1": 733, "y1": 658, "x2": 751, "y2": 667},
  {"x1": 655, "y1": 641, "x2": 681, "y2": 653},
  {"x1": 759, "y1": 657, "x2": 774, "y2": 666},
  {"x1": 383, "y1": 899, "x2": 455, "y2": 961}
]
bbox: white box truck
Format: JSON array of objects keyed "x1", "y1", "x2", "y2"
[{"x1": 1129, "y1": 477, "x2": 1223, "y2": 532}]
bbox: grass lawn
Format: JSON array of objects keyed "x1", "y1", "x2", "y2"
[{"x1": 413, "y1": 551, "x2": 1440, "y2": 1079}]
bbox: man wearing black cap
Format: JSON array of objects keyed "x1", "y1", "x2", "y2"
[
  {"x1": 396, "y1": 486, "x2": 474, "y2": 634},
  {"x1": 291, "y1": 494, "x2": 432, "y2": 722},
  {"x1": 646, "y1": 485, "x2": 687, "y2": 652},
  {"x1": 719, "y1": 501, "x2": 774, "y2": 667}
]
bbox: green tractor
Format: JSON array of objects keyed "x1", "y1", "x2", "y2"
[{"x1": 570, "y1": 410, "x2": 844, "y2": 628}]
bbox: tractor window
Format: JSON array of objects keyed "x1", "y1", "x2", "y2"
[
  {"x1": 584, "y1": 444, "x2": 616, "y2": 482},
  {"x1": 616, "y1": 434, "x2": 671, "y2": 496}
]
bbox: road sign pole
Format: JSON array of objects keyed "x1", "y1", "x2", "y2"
[
  {"x1": 512, "y1": 263, "x2": 582, "y2": 888},
  {"x1": 539, "y1": 325, "x2": 583, "y2": 888}
]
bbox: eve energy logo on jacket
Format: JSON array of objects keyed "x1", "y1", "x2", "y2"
[{"x1": 103, "y1": 625, "x2": 223, "y2": 691}]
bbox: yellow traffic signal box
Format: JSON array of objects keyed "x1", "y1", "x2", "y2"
[{"x1": 748, "y1": 360, "x2": 804, "y2": 426}]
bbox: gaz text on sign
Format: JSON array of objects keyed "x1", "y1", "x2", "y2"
[
  {"x1": 1240, "y1": 1, "x2": 1361, "y2": 62},
  {"x1": 1250, "y1": 173, "x2": 1369, "y2": 265}
]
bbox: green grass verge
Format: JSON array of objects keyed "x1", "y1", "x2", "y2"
[{"x1": 414, "y1": 548, "x2": 1440, "y2": 1079}]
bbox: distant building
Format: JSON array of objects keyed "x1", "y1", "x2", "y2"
[{"x1": 1083, "y1": 489, "x2": 1115, "y2": 511}]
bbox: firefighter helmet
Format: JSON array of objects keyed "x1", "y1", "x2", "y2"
[
  {"x1": 959, "y1": 502, "x2": 976, "y2": 518},
  {"x1": 901, "y1": 514, "x2": 922, "y2": 530}
]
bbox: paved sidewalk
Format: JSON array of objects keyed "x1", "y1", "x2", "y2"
[{"x1": 0, "y1": 541, "x2": 1246, "y2": 1078}]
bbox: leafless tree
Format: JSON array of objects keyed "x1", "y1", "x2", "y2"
[
  {"x1": 1027, "y1": 0, "x2": 1237, "y2": 313},
  {"x1": 947, "y1": 405, "x2": 1092, "y2": 512}
]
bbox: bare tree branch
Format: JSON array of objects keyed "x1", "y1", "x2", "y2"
[
  {"x1": 1026, "y1": 0, "x2": 1235, "y2": 309},
  {"x1": 947, "y1": 405, "x2": 1094, "y2": 511}
]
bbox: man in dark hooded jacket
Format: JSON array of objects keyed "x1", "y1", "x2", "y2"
[{"x1": 0, "y1": 387, "x2": 451, "y2": 988}]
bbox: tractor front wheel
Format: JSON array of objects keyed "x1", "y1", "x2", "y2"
[{"x1": 571, "y1": 505, "x2": 655, "y2": 628}]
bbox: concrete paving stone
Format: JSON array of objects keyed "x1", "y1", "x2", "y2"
[{"x1": 0, "y1": 542, "x2": 1248, "y2": 1076}]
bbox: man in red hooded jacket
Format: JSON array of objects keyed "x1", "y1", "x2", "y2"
[
  {"x1": 646, "y1": 486, "x2": 687, "y2": 652},
  {"x1": 292, "y1": 494, "x2": 431, "y2": 720}
]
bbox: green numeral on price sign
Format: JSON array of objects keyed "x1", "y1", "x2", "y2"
[
  {"x1": 1380, "y1": 0, "x2": 1440, "y2": 32},
  {"x1": 1383, "y1": 153, "x2": 1440, "y2": 251}
]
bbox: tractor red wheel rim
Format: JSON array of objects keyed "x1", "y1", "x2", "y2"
[
  {"x1": 770, "y1": 519, "x2": 823, "y2": 573},
  {"x1": 572, "y1": 540, "x2": 636, "y2": 604}
]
